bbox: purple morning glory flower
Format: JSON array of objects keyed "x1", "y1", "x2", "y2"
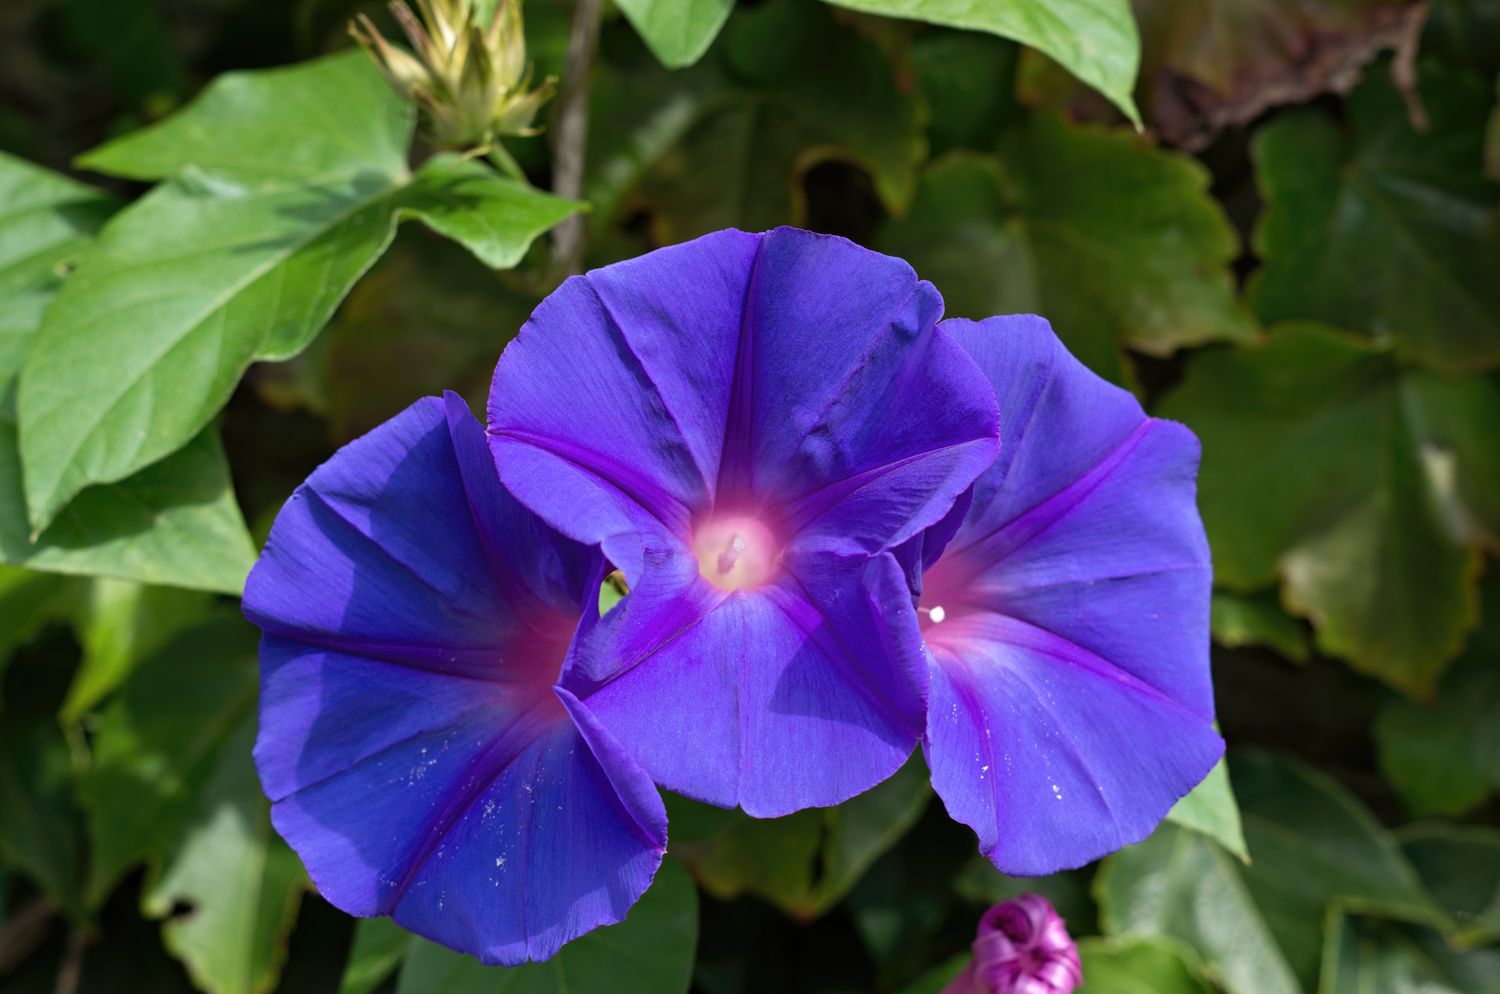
[
  {"x1": 242, "y1": 393, "x2": 667, "y2": 964},
  {"x1": 940, "y1": 895, "x2": 1082, "y2": 994},
  {"x1": 910, "y1": 316, "x2": 1223, "y2": 874},
  {"x1": 487, "y1": 227, "x2": 1001, "y2": 816}
]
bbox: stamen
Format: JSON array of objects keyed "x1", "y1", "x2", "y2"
[
  {"x1": 920, "y1": 605, "x2": 946, "y2": 624},
  {"x1": 716, "y1": 535, "x2": 748, "y2": 575},
  {"x1": 693, "y1": 516, "x2": 778, "y2": 591}
]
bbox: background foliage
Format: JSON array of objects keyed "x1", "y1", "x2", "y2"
[{"x1": 1, "y1": 0, "x2": 1498, "y2": 992}]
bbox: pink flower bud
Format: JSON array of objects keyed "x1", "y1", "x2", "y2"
[{"x1": 941, "y1": 895, "x2": 1083, "y2": 994}]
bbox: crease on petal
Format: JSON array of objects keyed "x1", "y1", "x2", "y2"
[
  {"x1": 383, "y1": 714, "x2": 666, "y2": 964},
  {"x1": 443, "y1": 391, "x2": 599, "y2": 617},
  {"x1": 579, "y1": 278, "x2": 719, "y2": 507},
  {"x1": 715, "y1": 234, "x2": 768, "y2": 502},
  {"x1": 250, "y1": 628, "x2": 506, "y2": 678},
  {"x1": 776, "y1": 437, "x2": 993, "y2": 541},
  {"x1": 555, "y1": 686, "x2": 669, "y2": 853},
  {"x1": 254, "y1": 639, "x2": 516, "y2": 803},
  {"x1": 245, "y1": 396, "x2": 586, "y2": 666},
  {"x1": 937, "y1": 421, "x2": 1159, "y2": 594},
  {"x1": 565, "y1": 550, "x2": 725, "y2": 693},
  {"x1": 490, "y1": 426, "x2": 695, "y2": 534},
  {"x1": 776, "y1": 552, "x2": 929, "y2": 736},
  {"x1": 971, "y1": 560, "x2": 1208, "y2": 603},
  {"x1": 263, "y1": 699, "x2": 501, "y2": 804},
  {"x1": 775, "y1": 321, "x2": 1001, "y2": 555},
  {"x1": 385, "y1": 697, "x2": 564, "y2": 905}
]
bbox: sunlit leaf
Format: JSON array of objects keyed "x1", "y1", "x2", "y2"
[
  {"x1": 1165, "y1": 752, "x2": 1248, "y2": 861},
  {"x1": 60, "y1": 579, "x2": 213, "y2": 722},
  {"x1": 19, "y1": 53, "x2": 578, "y2": 531},
  {"x1": 0, "y1": 422, "x2": 256, "y2": 595},
  {"x1": 614, "y1": 0, "x2": 736, "y2": 68},
  {"x1": 823, "y1": 0, "x2": 1142, "y2": 124},
  {"x1": 79, "y1": 616, "x2": 262, "y2": 906},
  {"x1": 1098, "y1": 822, "x2": 1301, "y2": 994},
  {"x1": 0, "y1": 154, "x2": 255, "y2": 592},
  {"x1": 76, "y1": 52, "x2": 410, "y2": 187},
  {"x1": 399, "y1": 157, "x2": 583, "y2": 270},
  {"x1": 150, "y1": 736, "x2": 304, "y2": 994},
  {"x1": 0, "y1": 151, "x2": 114, "y2": 403},
  {"x1": 143, "y1": 715, "x2": 306, "y2": 994}
]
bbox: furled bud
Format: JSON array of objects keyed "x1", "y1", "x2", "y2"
[
  {"x1": 351, "y1": 0, "x2": 556, "y2": 150},
  {"x1": 941, "y1": 895, "x2": 1082, "y2": 994}
]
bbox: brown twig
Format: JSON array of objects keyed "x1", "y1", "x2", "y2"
[
  {"x1": 550, "y1": 0, "x2": 604, "y2": 278},
  {"x1": 52, "y1": 928, "x2": 87, "y2": 994}
]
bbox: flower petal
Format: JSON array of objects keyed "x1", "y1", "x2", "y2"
[
  {"x1": 925, "y1": 618, "x2": 1223, "y2": 874},
  {"x1": 258, "y1": 640, "x2": 550, "y2": 913},
  {"x1": 386, "y1": 688, "x2": 665, "y2": 965},
  {"x1": 941, "y1": 316, "x2": 1146, "y2": 536},
  {"x1": 728, "y1": 229, "x2": 997, "y2": 554},
  {"x1": 243, "y1": 393, "x2": 588, "y2": 675},
  {"x1": 440, "y1": 392, "x2": 600, "y2": 616},
  {"x1": 920, "y1": 315, "x2": 1219, "y2": 873},
  {"x1": 487, "y1": 227, "x2": 1000, "y2": 569},
  {"x1": 487, "y1": 229, "x2": 761, "y2": 569},
  {"x1": 265, "y1": 662, "x2": 665, "y2": 963},
  {"x1": 254, "y1": 637, "x2": 513, "y2": 804},
  {"x1": 951, "y1": 416, "x2": 1215, "y2": 715},
  {"x1": 573, "y1": 551, "x2": 926, "y2": 815}
]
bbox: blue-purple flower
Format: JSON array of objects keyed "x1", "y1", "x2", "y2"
[
  {"x1": 243, "y1": 393, "x2": 666, "y2": 964},
  {"x1": 244, "y1": 228, "x2": 1219, "y2": 966},
  {"x1": 908, "y1": 316, "x2": 1223, "y2": 874},
  {"x1": 487, "y1": 227, "x2": 1001, "y2": 816}
]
